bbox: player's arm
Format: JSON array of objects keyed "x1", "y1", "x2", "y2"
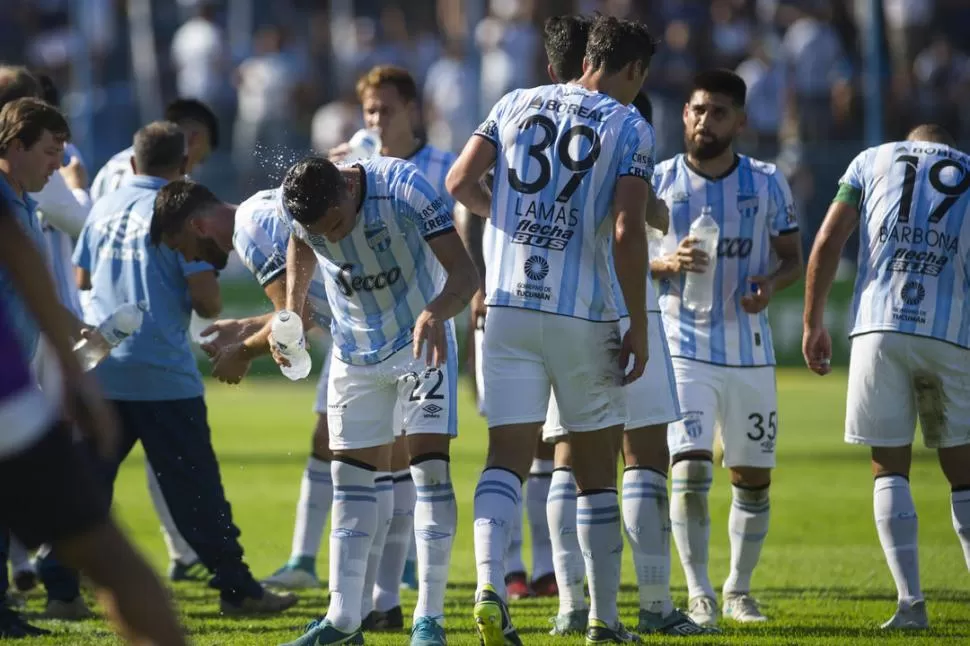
[
  {"x1": 645, "y1": 187, "x2": 669, "y2": 235},
  {"x1": 34, "y1": 170, "x2": 91, "y2": 237},
  {"x1": 456, "y1": 203, "x2": 486, "y2": 286},
  {"x1": 804, "y1": 186, "x2": 860, "y2": 329},
  {"x1": 232, "y1": 277, "x2": 317, "y2": 359},
  {"x1": 446, "y1": 136, "x2": 497, "y2": 218},
  {"x1": 285, "y1": 232, "x2": 316, "y2": 318},
  {"x1": 425, "y1": 231, "x2": 479, "y2": 321},
  {"x1": 186, "y1": 270, "x2": 222, "y2": 318},
  {"x1": 613, "y1": 176, "x2": 650, "y2": 321}
]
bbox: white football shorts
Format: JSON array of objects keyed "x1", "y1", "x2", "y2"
[
  {"x1": 667, "y1": 357, "x2": 778, "y2": 469},
  {"x1": 483, "y1": 307, "x2": 626, "y2": 433},
  {"x1": 845, "y1": 332, "x2": 970, "y2": 449},
  {"x1": 326, "y1": 321, "x2": 458, "y2": 451},
  {"x1": 474, "y1": 323, "x2": 486, "y2": 417},
  {"x1": 312, "y1": 346, "x2": 334, "y2": 415},
  {"x1": 542, "y1": 312, "x2": 681, "y2": 442}
]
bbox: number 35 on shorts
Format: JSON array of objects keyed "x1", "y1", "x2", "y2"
[{"x1": 747, "y1": 411, "x2": 777, "y2": 453}]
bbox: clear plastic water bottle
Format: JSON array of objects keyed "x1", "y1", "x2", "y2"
[
  {"x1": 344, "y1": 129, "x2": 382, "y2": 162},
  {"x1": 74, "y1": 302, "x2": 147, "y2": 371},
  {"x1": 272, "y1": 310, "x2": 312, "y2": 380},
  {"x1": 681, "y1": 206, "x2": 720, "y2": 314}
]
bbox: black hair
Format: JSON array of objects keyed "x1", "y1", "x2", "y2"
[
  {"x1": 584, "y1": 15, "x2": 656, "y2": 74},
  {"x1": 691, "y1": 69, "x2": 747, "y2": 108},
  {"x1": 133, "y1": 121, "x2": 185, "y2": 177},
  {"x1": 150, "y1": 179, "x2": 221, "y2": 246},
  {"x1": 282, "y1": 156, "x2": 346, "y2": 225},
  {"x1": 543, "y1": 14, "x2": 594, "y2": 82},
  {"x1": 631, "y1": 91, "x2": 653, "y2": 124},
  {"x1": 164, "y1": 98, "x2": 220, "y2": 149}
]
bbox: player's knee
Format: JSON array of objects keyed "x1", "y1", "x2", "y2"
[
  {"x1": 729, "y1": 466, "x2": 771, "y2": 489},
  {"x1": 311, "y1": 416, "x2": 331, "y2": 461},
  {"x1": 407, "y1": 433, "x2": 449, "y2": 464},
  {"x1": 623, "y1": 424, "x2": 670, "y2": 471},
  {"x1": 671, "y1": 457, "x2": 713, "y2": 498},
  {"x1": 871, "y1": 445, "x2": 912, "y2": 479},
  {"x1": 553, "y1": 438, "x2": 572, "y2": 469},
  {"x1": 938, "y1": 443, "x2": 970, "y2": 488},
  {"x1": 486, "y1": 424, "x2": 540, "y2": 479}
]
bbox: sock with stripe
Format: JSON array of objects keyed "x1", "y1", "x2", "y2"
[
  {"x1": 474, "y1": 467, "x2": 522, "y2": 600},
  {"x1": 325, "y1": 459, "x2": 377, "y2": 632},
  {"x1": 670, "y1": 459, "x2": 715, "y2": 600},
  {"x1": 505, "y1": 490, "x2": 526, "y2": 577},
  {"x1": 374, "y1": 469, "x2": 415, "y2": 612},
  {"x1": 289, "y1": 457, "x2": 333, "y2": 569},
  {"x1": 360, "y1": 473, "x2": 393, "y2": 618},
  {"x1": 723, "y1": 484, "x2": 770, "y2": 595},
  {"x1": 578, "y1": 489, "x2": 623, "y2": 628},
  {"x1": 622, "y1": 467, "x2": 673, "y2": 616},
  {"x1": 527, "y1": 458, "x2": 554, "y2": 580},
  {"x1": 952, "y1": 486, "x2": 970, "y2": 570},
  {"x1": 874, "y1": 475, "x2": 922, "y2": 604},
  {"x1": 547, "y1": 468, "x2": 586, "y2": 613},
  {"x1": 412, "y1": 455, "x2": 456, "y2": 623}
]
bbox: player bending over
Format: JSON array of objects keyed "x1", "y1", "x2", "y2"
[{"x1": 803, "y1": 124, "x2": 970, "y2": 630}]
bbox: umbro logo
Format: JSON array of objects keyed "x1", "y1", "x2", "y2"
[{"x1": 423, "y1": 403, "x2": 443, "y2": 418}]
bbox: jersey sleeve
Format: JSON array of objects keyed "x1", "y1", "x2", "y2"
[
  {"x1": 474, "y1": 90, "x2": 517, "y2": 147},
  {"x1": 838, "y1": 149, "x2": 870, "y2": 190},
  {"x1": 396, "y1": 164, "x2": 455, "y2": 241},
  {"x1": 233, "y1": 215, "x2": 288, "y2": 286},
  {"x1": 179, "y1": 255, "x2": 214, "y2": 277},
  {"x1": 767, "y1": 168, "x2": 799, "y2": 236},
  {"x1": 71, "y1": 221, "x2": 94, "y2": 271},
  {"x1": 617, "y1": 116, "x2": 656, "y2": 182}
]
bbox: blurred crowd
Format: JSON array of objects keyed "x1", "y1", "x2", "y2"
[{"x1": 2, "y1": 0, "x2": 970, "y2": 257}]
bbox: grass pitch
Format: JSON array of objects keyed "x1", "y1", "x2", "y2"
[{"x1": 11, "y1": 369, "x2": 970, "y2": 644}]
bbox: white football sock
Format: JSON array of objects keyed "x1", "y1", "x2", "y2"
[
  {"x1": 578, "y1": 490, "x2": 623, "y2": 628},
  {"x1": 474, "y1": 468, "x2": 522, "y2": 599},
  {"x1": 527, "y1": 459, "x2": 554, "y2": 580},
  {"x1": 8, "y1": 536, "x2": 32, "y2": 574},
  {"x1": 670, "y1": 460, "x2": 715, "y2": 600},
  {"x1": 547, "y1": 468, "x2": 586, "y2": 614},
  {"x1": 360, "y1": 473, "x2": 393, "y2": 618},
  {"x1": 622, "y1": 467, "x2": 673, "y2": 616},
  {"x1": 374, "y1": 470, "x2": 415, "y2": 612},
  {"x1": 952, "y1": 488, "x2": 970, "y2": 571},
  {"x1": 325, "y1": 460, "x2": 377, "y2": 632},
  {"x1": 874, "y1": 475, "x2": 922, "y2": 604},
  {"x1": 412, "y1": 457, "x2": 456, "y2": 623},
  {"x1": 146, "y1": 461, "x2": 198, "y2": 564},
  {"x1": 289, "y1": 457, "x2": 333, "y2": 564},
  {"x1": 505, "y1": 487, "x2": 526, "y2": 576},
  {"x1": 723, "y1": 484, "x2": 770, "y2": 596}
]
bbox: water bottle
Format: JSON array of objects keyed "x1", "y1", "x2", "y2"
[
  {"x1": 681, "y1": 206, "x2": 720, "y2": 314},
  {"x1": 73, "y1": 302, "x2": 147, "y2": 371},
  {"x1": 344, "y1": 129, "x2": 382, "y2": 162},
  {"x1": 272, "y1": 310, "x2": 312, "y2": 380}
]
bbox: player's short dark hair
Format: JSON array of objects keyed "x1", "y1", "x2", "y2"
[
  {"x1": 543, "y1": 14, "x2": 594, "y2": 81},
  {"x1": 150, "y1": 179, "x2": 221, "y2": 246},
  {"x1": 632, "y1": 91, "x2": 653, "y2": 124},
  {"x1": 164, "y1": 98, "x2": 219, "y2": 149},
  {"x1": 282, "y1": 156, "x2": 346, "y2": 225},
  {"x1": 691, "y1": 69, "x2": 747, "y2": 108},
  {"x1": 584, "y1": 15, "x2": 656, "y2": 74},
  {"x1": 0, "y1": 97, "x2": 70, "y2": 154},
  {"x1": 133, "y1": 121, "x2": 185, "y2": 176},
  {"x1": 0, "y1": 66, "x2": 40, "y2": 109},
  {"x1": 907, "y1": 123, "x2": 955, "y2": 147},
  {"x1": 355, "y1": 65, "x2": 418, "y2": 103}
]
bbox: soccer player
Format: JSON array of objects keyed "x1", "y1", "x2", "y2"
[
  {"x1": 448, "y1": 15, "x2": 657, "y2": 644},
  {"x1": 150, "y1": 180, "x2": 335, "y2": 593},
  {"x1": 650, "y1": 70, "x2": 803, "y2": 626},
  {"x1": 0, "y1": 194, "x2": 190, "y2": 646},
  {"x1": 803, "y1": 124, "x2": 970, "y2": 630},
  {"x1": 88, "y1": 97, "x2": 220, "y2": 582},
  {"x1": 526, "y1": 14, "x2": 705, "y2": 637},
  {"x1": 74, "y1": 121, "x2": 296, "y2": 616},
  {"x1": 276, "y1": 155, "x2": 477, "y2": 645}
]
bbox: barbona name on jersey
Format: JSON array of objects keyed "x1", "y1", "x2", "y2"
[
  {"x1": 842, "y1": 141, "x2": 970, "y2": 348},
  {"x1": 475, "y1": 84, "x2": 655, "y2": 322}
]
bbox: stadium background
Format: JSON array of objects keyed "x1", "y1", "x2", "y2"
[{"x1": 6, "y1": 0, "x2": 970, "y2": 373}]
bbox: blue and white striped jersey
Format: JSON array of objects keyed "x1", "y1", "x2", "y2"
[
  {"x1": 283, "y1": 157, "x2": 454, "y2": 366},
  {"x1": 841, "y1": 141, "x2": 970, "y2": 348},
  {"x1": 89, "y1": 146, "x2": 133, "y2": 202},
  {"x1": 408, "y1": 143, "x2": 456, "y2": 211},
  {"x1": 233, "y1": 189, "x2": 333, "y2": 329},
  {"x1": 41, "y1": 142, "x2": 86, "y2": 317},
  {"x1": 652, "y1": 155, "x2": 799, "y2": 366},
  {"x1": 475, "y1": 84, "x2": 655, "y2": 321}
]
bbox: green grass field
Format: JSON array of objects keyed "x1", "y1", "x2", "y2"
[{"x1": 10, "y1": 369, "x2": 970, "y2": 644}]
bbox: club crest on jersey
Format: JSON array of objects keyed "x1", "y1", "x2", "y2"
[
  {"x1": 738, "y1": 194, "x2": 759, "y2": 218},
  {"x1": 364, "y1": 221, "x2": 391, "y2": 252}
]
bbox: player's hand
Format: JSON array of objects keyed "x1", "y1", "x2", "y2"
[
  {"x1": 210, "y1": 342, "x2": 252, "y2": 385},
  {"x1": 673, "y1": 236, "x2": 709, "y2": 273},
  {"x1": 413, "y1": 309, "x2": 447, "y2": 368},
  {"x1": 619, "y1": 315, "x2": 648, "y2": 385},
  {"x1": 200, "y1": 319, "x2": 248, "y2": 357},
  {"x1": 59, "y1": 156, "x2": 87, "y2": 190},
  {"x1": 470, "y1": 288, "x2": 486, "y2": 329},
  {"x1": 327, "y1": 142, "x2": 352, "y2": 163},
  {"x1": 62, "y1": 369, "x2": 120, "y2": 460},
  {"x1": 740, "y1": 276, "x2": 774, "y2": 314},
  {"x1": 802, "y1": 326, "x2": 833, "y2": 376}
]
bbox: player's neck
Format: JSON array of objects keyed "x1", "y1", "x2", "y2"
[
  {"x1": 686, "y1": 150, "x2": 738, "y2": 180},
  {"x1": 576, "y1": 69, "x2": 629, "y2": 104},
  {"x1": 341, "y1": 166, "x2": 365, "y2": 216},
  {"x1": 383, "y1": 135, "x2": 423, "y2": 160}
]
